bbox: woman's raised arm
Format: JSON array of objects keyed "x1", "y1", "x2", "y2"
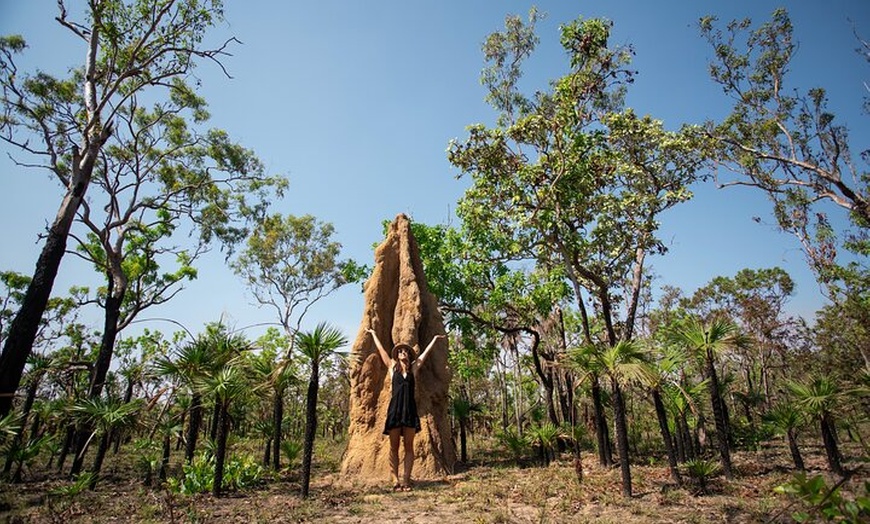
[
  {"x1": 414, "y1": 334, "x2": 446, "y2": 372},
  {"x1": 366, "y1": 328, "x2": 392, "y2": 368}
]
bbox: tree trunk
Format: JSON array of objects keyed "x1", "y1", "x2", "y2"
[
  {"x1": 212, "y1": 402, "x2": 229, "y2": 497},
  {"x1": 787, "y1": 428, "x2": 805, "y2": 471},
  {"x1": 706, "y1": 350, "x2": 733, "y2": 478},
  {"x1": 175, "y1": 410, "x2": 186, "y2": 451},
  {"x1": 652, "y1": 388, "x2": 681, "y2": 485},
  {"x1": 89, "y1": 281, "x2": 124, "y2": 400},
  {"x1": 0, "y1": 110, "x2": 108, "y2": 417},
  {"x1": 459, "y1": 419, "x2": 468, "y2": 463},
  {"x1": 301, "y1": 362, "x2": 319, "y2": 499},
  {"x1": 159, "y1": 432, "x2": 170, "y2": 482},
  {"x1": 184, "y1": 394, "x2": 202, "y2": 464},
  {"x1": 0, "y1": 211, "x2": 78, "y2": 417},
  {"x1": 611, "y1": 378, "x2": 632, "y2": 498},
  {"x1": 89, "y1": 432, "x2": 109, "y2": 489},
  {"x1": 209, "y1": 400, "x2": 220, "y2": 442},
  {"x1": 591, "y1": 376, "x2": 613, "y2": 467},
  {"x1": 263, "y1": 437, "x2": 272, "y2": 467},
  {"x1": 557, "y1": 370, "x2": 575, "y2": 427},
  {"x1": 69, "y1": 426, "x2": 89, "y2": 476},
  {"x1": 271, "y1": 389, "x2": 283, "y2": 470},
  {"x1": 3, "y1": 375, "x2": 40, "y2": 475},
  {"x1": 57, "y1": 424, "x2": 75, "y2": 472},
  {"x1": 820, "y1": 412, "x2": 844, "y2": 476}
]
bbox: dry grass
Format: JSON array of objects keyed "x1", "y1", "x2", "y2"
[{"x1": 1, "y1": 438, "x2": 866, "y2": 523}]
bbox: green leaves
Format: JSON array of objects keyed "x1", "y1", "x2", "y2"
[
  {"x1": 295, "y1": 322, "x2": 348, "y2": 365},
  {"x1": 700, "y1": 9, "x2": 869, "y2": 302},
  {"x1": 231, "y1": 214, "x2": 357, "y2": 337},
  {"x1": 775, "y1": 473, "x2": 870, "y2": 523}
]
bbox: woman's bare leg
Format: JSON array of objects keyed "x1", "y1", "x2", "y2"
[
  {"x1": 388, "y1": 428, "x2": 402, "y2": 487},
  {"x1": 401, "y1": 427, "x2": 416, "y2": 489}
]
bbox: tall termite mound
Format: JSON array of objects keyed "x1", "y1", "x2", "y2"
[{"x1": 340, "y1": 214, "x2": 456, "y2": 483}]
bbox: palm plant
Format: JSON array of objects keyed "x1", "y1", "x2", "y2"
[
  {"x1": 683, "y1": 457, "x2": 721, "y2": 495},
  {"x1": 788, "y1": 376, "x2": 845, "y2": 476},
  {"x1": 5, "y1": 433, "x2": 53, "y2": 483},
  {"x1": 197, "y1": 363, "x2": 251, "y2": 497},
  {"x1": 595, "y1": 340, "x2": 654, "y2": 498},
  {"x1": 763, "y1": 401, "x2": 806, "y2": 471},
  {"x1": 281, "y1": 439, "x2": 303, "y2": 467},
  {"x1": 155, "y1": 337, "x2": 212, "y2": 465},
  {"x1": 496, "y1": 427, "x2": 530, "y2": 464},
  {"x1": 450, "y1": 394, "x2": 482, "y2": 463},
  {"x1": 72, "y1": 396, "x2": 142, "y2": 489},
  {"x1": 249, "y1": 347, "x2": 298, "y2": 471},
  {"x1": 528, "y1": 421, "x2": 565, "y2": 466},
  {"x1": 670, "y1": 318, "x2": 748, "y2": 479},
  {"x1": 562, "y1": 344, "x2": 614, "y2": 467},
  {"x1": 295, "y1": 322, "x2": 347, "y2": 498},
  {"x1": 645, "y1": 344, "x2": 685, "y2": 485},
  {"x1": 3, "y1": 352, "x2": 53, "y2": 476}
]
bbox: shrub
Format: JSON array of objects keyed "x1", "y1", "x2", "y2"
[
  {"x1": 683, "y1": 457, "x2": 721, "y2": 494},
  {"x1": 168, "y1": 453, "x2": 263, "y2": 495},
  {"x1": 775, "y1": 473, "x2": 870, "y2": 523}
]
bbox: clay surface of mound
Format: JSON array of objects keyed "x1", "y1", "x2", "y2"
[{"x1": 341, "y1": 214, "x2": 456, "y2": 483}]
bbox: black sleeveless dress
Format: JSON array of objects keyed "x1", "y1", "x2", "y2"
[{"x1": 383, "y1": 367, "x2": 421, "y2": 434}]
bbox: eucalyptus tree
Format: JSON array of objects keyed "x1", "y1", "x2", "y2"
[
  {"x1": 71, "y1": 87, "x2": 284, "y2": 403},
  {"x1": 410, "y1": 220, "x2": 570, "y2": 433},
  {"x1": 295, "y1": 322, "x2": 347, "y2": 499},
  {"x1": 670, "y1": 318, "x2": 749, "y2": 479},
  {"x1": 231, "y1": 214, "x2": 360, "y2": 469},
  {"x1": 700, "y1": 9, "x2": 869, "y2": 302},
  {"x1": 0, "y1": 0, "x2": 266, "y2": 418},
  {"x1": 448, "y1": 12, "x2": 706, "y2": 496}
]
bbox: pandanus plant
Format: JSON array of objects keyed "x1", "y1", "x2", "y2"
[
  {"x1": 670, "y1": 318, "x2": 749, "y2": 479},
  {"x1": 295, "y1": 322, "x2": 347, "y2": 499},
  {"x1": 788, "y1": 376, "x2": 845, "y2": 476}
]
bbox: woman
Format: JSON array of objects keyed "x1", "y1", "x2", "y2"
[{"x1": 366, "y1": 328, "x2": 445, "y2": 491}]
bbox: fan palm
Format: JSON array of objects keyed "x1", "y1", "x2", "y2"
[
  {"x1": 596, "y1": 340, "x2": 654, "y2": 498},
  {"x1": 73, "y1": 396, "x2": 142, "y2": 488},
  {"x1": 645, "y1": 344, "x2": 686, "y2": 485},
  {"x1": 249, "y1": 350, "x2": 298, "y2": 471},
  {"x1": 295, "y1": 322, "x2": 347, "y2": 498},
  {"x1": 528, "y1": 421, "x2": 565, "y2": 466},
  {"x1": 155, "y1": 337, "x2": 212, "y2": 465},
  {"x1": 764, "y1": 401, "x2": 806, "y2": 471},
  {"x1": 562, "y1": 344, "x2": 613, "y2": 467},
  {"x1": 788, "y1": 376, "x2": 845, "y2": 476},
  {"x1": 197, "y1": 363, "x2": 251, "y2": 497},
  {"x1": 450, "y1": 394, "x2": 482, "y2": 463},
  {"x1": 670, "y1": 318, "x2": 748, "y2": 478},
  {"x1": 3, "y1": 352, "x2": 52, "y2": 476}
]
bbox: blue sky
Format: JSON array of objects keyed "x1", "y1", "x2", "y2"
[{"x1": 1, "y1": 1, "x2": 868, "y2": 344}]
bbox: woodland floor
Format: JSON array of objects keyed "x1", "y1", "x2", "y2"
[{"x1": 1, "y1": 438, "x2": 867, "y2": 523}]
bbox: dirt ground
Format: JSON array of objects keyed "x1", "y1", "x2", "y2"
[{"x1": 1, "y1": 443, "x2": 866, "y2": 523}]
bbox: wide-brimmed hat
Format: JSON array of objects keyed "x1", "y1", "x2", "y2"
[{"x1": 391, "y1": 343, "x2": 416, "y2": 361}]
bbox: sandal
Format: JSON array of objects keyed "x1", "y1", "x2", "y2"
[
  {"x1": 401, "y1": 485, "x2": 413, "y2": 492},
  {"x1": 392, "y1": 483, "x2": 402, "y2": 492}
]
